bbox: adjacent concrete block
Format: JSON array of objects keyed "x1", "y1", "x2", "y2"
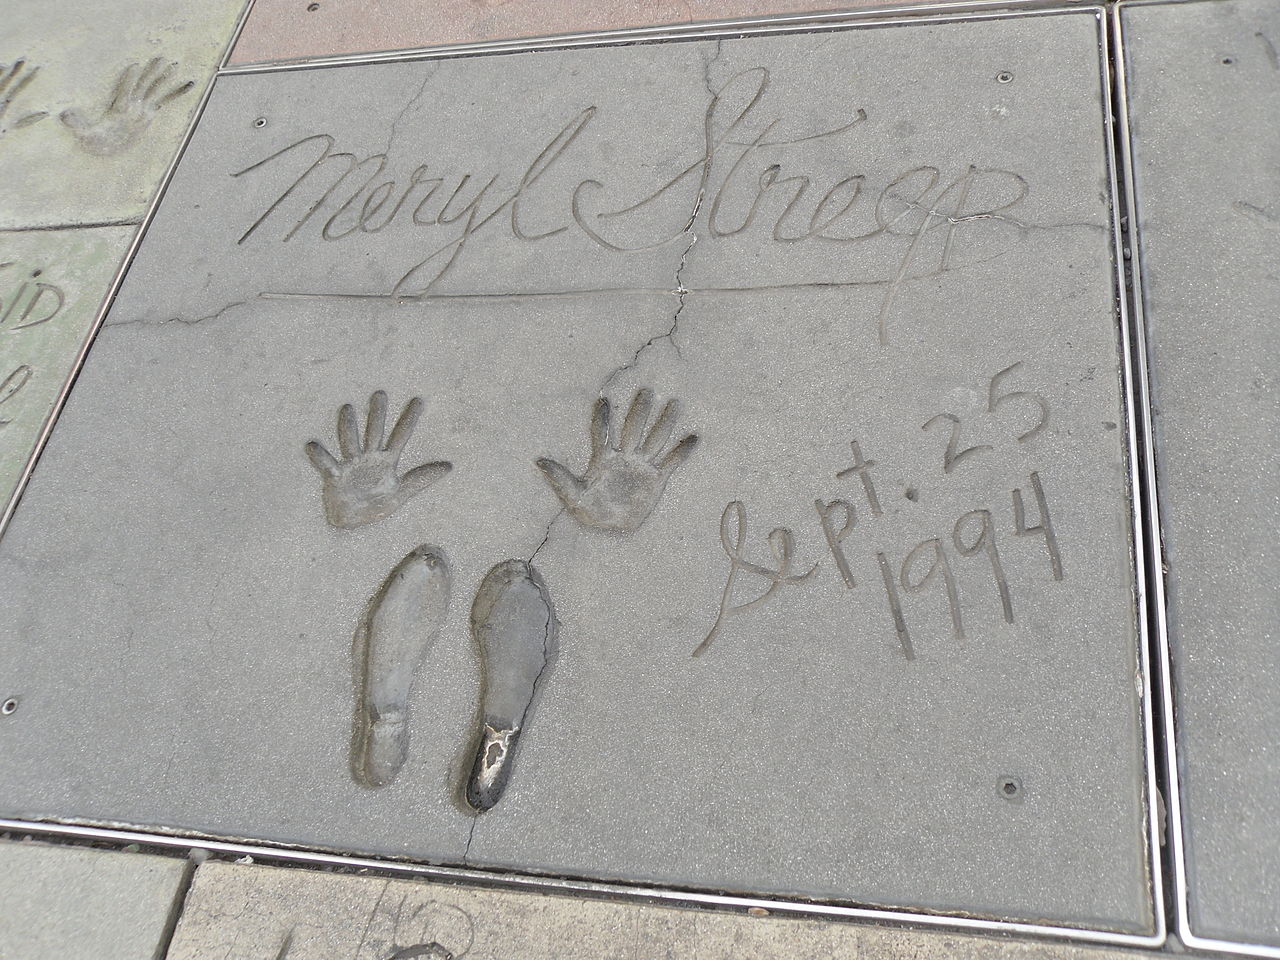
[
  {"x1": 168, "y1": 860, "x2": 1149, "y2": 960},
  {"x1": 0, "y1": 839, "x2": 186, "y2": 960},
  {"x1": 0, "y1": 0, "x2": 247, "y2": 229},
  {"x1": 1121, "y1": 0, "x2": 1280, "y2": 949},
  {"x1": 229, "y1": 0, "x2": 943, "y2": 65},
  {"x1": 0, "y1": 226, "x2": 133, "y2": 520},
  {"x1": 0, "y1": 10, "x2": 1154, "y2": 935}
]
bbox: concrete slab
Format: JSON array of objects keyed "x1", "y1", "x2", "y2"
[
  {"x1": 0, "y1": 839, "x2": 187, "y2": 960},
  {"x1": 0, "y1": 0, "x2": 247, "y2": 230},
  {"x1": 168, "y1": 859, "x2": 1150, "y2": 960},
  {"x1": 0, "y1": 12, "x2": 1154, "y2": 934},
  {"x1": 1120, "y1": 0, "x2": 1280, "y2": 949},
  {"x1": 229, "y1": 0, "x2": 944, "y2": 66},
  {"x1": 0, "y1": 226, "x2": 133, "y2": 522}
]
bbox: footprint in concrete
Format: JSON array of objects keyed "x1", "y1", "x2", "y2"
[
  {"x1": 352, "y1": 545, "x2": 452, "y2": 788},
  {"x1": 465, "y1": 560, "x2": 557, "y2": 812},
  {"x1": 306, "y1": 390, "x2": 452, "y2": 530},
  {"x1": 536, "y1": 387, "x2": 699, "y2": 534}
]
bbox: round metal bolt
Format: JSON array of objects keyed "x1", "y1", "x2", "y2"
[
  {"x1": 996, "y1": 71, "x2": 1014, "y2": 84},
  {"x1": 307, "y1": 2, "x2": 320, "y2": 10},
  {"x1": 997, "y1": 776, "x2": 1023, "y2": 800},
  {"x1": 253, "y1": 117, "x2": 268, "y2": 129},
  {"x1": 1, "y1": 698, "x2": 18, "y2": 716}
]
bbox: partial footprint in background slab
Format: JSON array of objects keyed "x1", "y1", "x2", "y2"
[
  {"x1": 465, "y1": 559, "x2": 557, "y2": 812},
  {"x1": 352, "y1": 545, "x2": 452, "y2": 788}
]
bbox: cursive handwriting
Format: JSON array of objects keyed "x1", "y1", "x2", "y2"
[
  {"x1": 235, "y1": 66, "x2": 1033, "y2": 339},
  {"x1": 694, "y1": 500, "x2": 819, "y2": 657},
  {"x1": 1, "y1": 263, "x2": 66, "y2": 331},
  {"x1": 0, "y1": 364, "x2": 33, "y2": 428}
]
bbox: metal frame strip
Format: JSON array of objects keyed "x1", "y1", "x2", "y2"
[
  {"x1": 220, "y1": 0, "x2": 1098, "y2": 74},
  {"x1": 0, "y1": 813, "x2": 1161, "y2": 948},
  {"x1": 1112, "y1": 1, "x2": 1280, "y2": 956}
]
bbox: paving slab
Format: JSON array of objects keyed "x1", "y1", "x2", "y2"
[
  {"x1": 169, "y1": 860, "x2": 1150, "y2": 960},
  {"x1": 0, "y1": 0, "x2": 247, "y2": 230},
  {"x1": 1120, "y1": 0, "x2": 1280, "y2": 949},
  {"x1": 229, "y1": 0, "x2": 945, "y2": 66},
  {"x1": 0, "y1": 839, "x2": 187, "y2": 960},
  {"x1": 0, "y1": 226, "x2": 133, "y2": 523},
  {"x1": 0, "y1": 12, "x2": 1154, "y2": 935}
]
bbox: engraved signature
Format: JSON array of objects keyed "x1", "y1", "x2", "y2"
[
  {"x1": 1, "y1": 263, "x2": 66, "y2": 331},
  {"x1": 694, "y1": 362, "x2": 1065, "y2": 658},
  {"x1": 0, "y1": 262, "x2": 68, "y2": 434},
  {"x1": 237, "y1": 66, "x2": 1044, "y2": 342}
]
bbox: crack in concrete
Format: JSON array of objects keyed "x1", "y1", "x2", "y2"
[
  {"x1": 597, "y1": 40, "x2": 722, "y2": 400},
  {"x1": 103, "y1": 299, "x2": 248, "y2": 329},
  {"x1": 462, "y1": 812, "x2": 478, "y2": 865},
  {"x1": 528, "y1": 507, "x2": 564, "y2": 564},
  {"x1": 384, "y1": 67, "x2": 437, "y2": 160},
  {"x1": 526, "y1": 39, "x2": 726, "y2": 573}
]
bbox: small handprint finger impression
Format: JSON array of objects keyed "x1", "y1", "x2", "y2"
[
  {"x1": 59, "y1": 57, "x2": 194, "y2": 156},
  {"x1": 536, "y1": 387, "x2": 699, "y2": 534},
  {"x1": 306, "y1": 391, "x2": 452, "y2": 530}
]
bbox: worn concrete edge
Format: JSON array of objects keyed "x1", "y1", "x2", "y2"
[
  {"x1": 0, "y1": 2, "x2": 1166, "y2": 950},
  {"x1": 0, "y1": 0, "x2": 256, "y2": 541},
  {"x1": 1112, "y1": 2, "x2": 1279, "y2": 958},
  {"x1": 220, "y1": 0, "x2": 1097, "y2": 74}
]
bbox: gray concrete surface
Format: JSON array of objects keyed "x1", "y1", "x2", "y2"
[
  {"x1": 1121, "y1": 0, "x2": 1280, "y2": 948},
  {"x1": 0, "y1": 226, "x2": 133, "y2": 518},
  {"x1": 168, "y1": 859, "x2": 1151, "y2": 960},
  {"x1": 0, "y1": 839, "x2": 186, "y2": 960},
  {"x1": 0, "y1": 12, "x2": 1153, "y2": 933}
]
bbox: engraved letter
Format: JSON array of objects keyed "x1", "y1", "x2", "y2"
[
  {"x1": 815, "y1": 498, "x2": 857, "y2": 588},
  {"x1": 1012, "y1": 471, "x2": 1064, "y2": 580},
  {"x1": 694, "y1": 501, "x2": 817, "y2": 658}
]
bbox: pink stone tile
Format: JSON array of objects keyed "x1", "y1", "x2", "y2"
[{"x1": 230, "y1": 0, "x2": 943, "y2": 64}]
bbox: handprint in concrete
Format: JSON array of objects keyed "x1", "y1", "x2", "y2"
[
  {"x1": 0, "y1": 59, "x2": 48, "y2": 136},
  {"x1": 305, "y1": 391, "x2": 452, "y2": 530},
  {"x1": 536, "y1": 387, "x2": 699, "y2": 534},
  {"x1": 59, "y1": 57, "x2": 194, "y2": 156}
]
